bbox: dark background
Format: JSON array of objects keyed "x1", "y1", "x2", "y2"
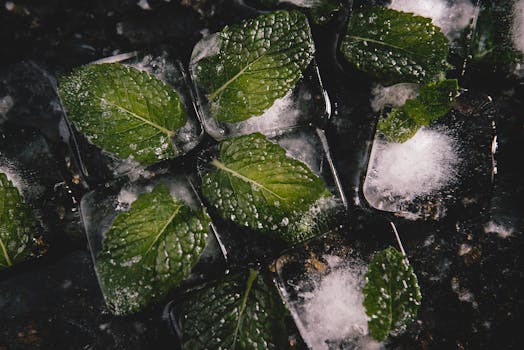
[{"x1": 1, "y1": 0, "x2": 523, "y2": 349}]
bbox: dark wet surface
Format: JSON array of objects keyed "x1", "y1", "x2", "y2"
[{"x1": 1, "y1": 0, "x2": 523, "y2": 349}]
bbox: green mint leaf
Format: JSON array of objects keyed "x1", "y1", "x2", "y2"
[
  {"x1": 95, "y1": 183, "x2": 210, "y2": 315},
  {"x1": 0, "y1": 173, "x2": 33, "y2": 270},
  {"x1": 181, "y1": 269, "x2": 288, "y2": 350},
  {"x1": 59, "y1": 63, "x2": 188, "y2": 166},
  {"x1": 340, "y1": 7, "x2": 450, "y2": 84},
  {"x1": 201, "y1": 133, "x2": 330, "y2": 242},
  {"x1": 192, "y1": 10, "x2": 314, "y2": 122},
  {"x1": 377, "y1": 79, "x2": 458, "y2": 143},
  {"x1": 363, "y1": 247, "x2": 422, "y2": 341}
]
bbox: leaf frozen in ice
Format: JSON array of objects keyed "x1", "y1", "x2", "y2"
[
  {"x1": 192, "y1": 10, "x2": 314, "y2": 122},
  {"x1": 340, "y1": 7, "x2": 450, "y2": 84},
  {"x1": 377, "y1": 79, "x2": 458, "y2": 142},
  {"x1": 363, "y1": 246, "x2": 422, "y2": 341},
  {"x1": 0, "y1": 173, "x2": 33, "y2": 270},
  {"x1": 59, "y1": 63, "x2": 187, "y2": 166},
  {"x1": 96, "y1": 183, "x2": 210, "y2": 315},
  {"x1": 180, "y1": 269, "x2": 288, "y2": 350},
  {"x1": 201, "y1": 133, "x2": 331, "y2": 243}
]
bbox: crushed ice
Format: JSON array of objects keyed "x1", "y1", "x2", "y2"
[{"x1": 370, "y1": 83, "x2": 419, "y2": 112}]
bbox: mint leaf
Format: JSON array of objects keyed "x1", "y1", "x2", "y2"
[
  {"x1": 340, "y1": 7, "x2": 449, "y2": 84},
  {"x1": 192, "y1": 10, "x2": 314, "y2": 122},
  {"x1": 59, "y1": 63, "x2": 188, "y2": 166},
  {"x1": 363, "y1": 247, "x2": 422, "y2": 341},
  {"x1": 201, "y1": 133, "x2": 330, "y2": 242},
  {"x1": 180, "y1": 269, "x2": 288, "y2": 350},
  {"x1": 249, "y1": 0, "x2": 343, "y2": 25},
  {"x1": 0, "y1": 173, "x2": 33, "y2": 270},
  {"x1": 96, "y1": 184, "x2": 210, "y2": 315},
  {"x1": 377, "y1": 79, "x2": 458, "y2": 143}
]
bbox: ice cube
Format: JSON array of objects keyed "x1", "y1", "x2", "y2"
[
  {"x1": 67, "y1": 52, "x2": 204, "y2": 186},
  {"x1": 80, "y1": 173, "x2": 226, "y2": 298},
  {"x1": 0, "y1": 124, "x2": 81, "y2": 250},
  {"x1": 195, "y1": 127, "x2": 346, "y2": 266},
  {"x1": 364, "y1": 127, "x2": 461, "y2": 204},
  {"x1": 189, "y1": 33, "x2": 330, "y2": 140},
  {"x1": 274, "y1": 232, "x2": 385, "y2": 350}
]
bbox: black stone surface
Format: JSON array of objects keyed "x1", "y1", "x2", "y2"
[{"x1": 1, "y1": 0, "x2": 523, "y2": 349}]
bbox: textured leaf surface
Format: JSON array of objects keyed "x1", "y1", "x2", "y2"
[
  {"x1": 0, "y1": 173, "x2": 33, "y2": 270},
  {"x1": 96, "y1": 184, "x2": 210, "y2": 315},
  {"x1": 340, "y1": 7, "x2": 449, "y2": 84},
  {"x1": 181, "y1": 269, "x2": 288, "y2": 350},
  {"x1": 201, "y1": 133, "x2": 330, "y2": 242},
  {"x1": 59, "y1": 63, "x2": 187, "y2": 166},
  {"x1": 192, "y1": 10, "x2": 314, "y2": 122},
  {"x1": 377, "y1": 79, "x2": 458, "y2": 142},
  {"x1": 363, "y1": 247, "x2": 422, "y2": 341}
]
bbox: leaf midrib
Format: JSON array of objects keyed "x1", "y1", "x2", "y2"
[
  {"x1": 232, "y1": 269, "x2": 258, "y2": 349},
  {"x1": 0, "y1": 237, "x2": 13, "y2": 267},
  {"x1": 95, "y1": 96, "x2": 175, "y2": 138},
  {"x1": 211, "y1": 159, "x2": 285, "y2": 201},
  {"x1": 347, "y1": 35, "x2": 423, "y2": 58},
  {"x1": 207, "y1": 55, "x2": 265, "y2": 101},
  {"x1": 144, "y1": 203, "x2": 183, "y2": 256}
]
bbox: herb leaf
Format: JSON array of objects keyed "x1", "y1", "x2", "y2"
[
  {"x1": 59, "y1": 63, "x2": 187, "y2": 166},
  {"x1": 192, "y1": 10, "x2": 314, "y2": 122},
  {"x1": 0, "y1": 173, "x2": 33, "y2": 270},
  {"x1": 96, "y1": 184, "x2": 210, "y2": 315},
  {"x1": 340, "y1": 7, "x2": 449, "y2": 84},
  {"x1": 201, "y1": 133, "x2": 330, "y2": 242},
  {"x1": 181, "y1": 269, "x2": 288, "y2": 350},
  {"x1": 377, "y1": 79, "x2": 458, "y2": 142},
  {"x1": 363, "y1": 247, "x2": 422, "y2": 341}
]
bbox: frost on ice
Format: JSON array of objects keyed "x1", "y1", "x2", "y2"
[
  {"x1": 370, "y1": 83, "x2": 419, "y2": 112},
  {"x1": 389, "y1": 0, "x2": 478, "y2": 40},
  {"x1": 513, "y1": 0, "x2": 524, "y2": 54},
  {"x1": 294, "y1": 255, "x2": 383, "y2": 350},
  {"x1": 364, "y1": 128, "x2": 461, "y2": 214}
]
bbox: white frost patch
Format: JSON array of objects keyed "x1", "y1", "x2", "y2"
[
  {"x1": 279, "y1": 0, "x2": 321, "y2": 7},
  {"x1": 370, "y1": 83, "x2": 419, "y2": 112},
  {"x1": 137, "y1": 0, "x2": 151, "y2": 10},
  {"x1": 5, "y1": 1, "x2": 14, "y2": 11},
  {"x1": 0, "y1": 164, "x2": 26, "y2": 193},
  {"x1": 115, "y1": 188, "x2": 139, "y2": 211},
  {"x1": 297, "y1": 255, "x2": 382, "y2": 350},
  {"x1": 365, "y1": 128, "x2": 460, "y2": 201},
  {"x1": 513, "y1": 0, "x2": 524, "y2": 53},
  {"x1": 0, "y1": 95, "x2": 14, "y2": 122},
  {"x1": 190, "y1": 33, "x2": 221, "y2": 65},
  {"x1": 484, "y1": 221, "x2": 514, "y2": 239},
  {"x1": 236, "y1": 90, "x2": 301, "y2": 137},
  {"x1": 389, "y1": 0, "x2": 478, "y2": 40}
]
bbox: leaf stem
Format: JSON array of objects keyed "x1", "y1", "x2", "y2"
[
  {"x1": 390, "y1": 222, "x2": 409, "y2": 264},
  {"x1": 0, "y1": 238, "x2": 13, "y2": 267},
  {"x1": 232, "y1": 269, "x2": 259, "y2": 349}
]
